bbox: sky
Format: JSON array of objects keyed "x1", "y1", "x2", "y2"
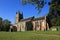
[{"x1": 0, "y1": 0, "x2": 51, "y2": 24}]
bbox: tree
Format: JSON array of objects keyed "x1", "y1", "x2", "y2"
[
  {"x1": 48, "y1": 0, "x2": 60, "y2": 17},
  {"x1": 0, "y1": 17, "x2": 12, "y2": 31},
  {"x1": 0, "y1": 17, "x2": 2, "y2": 30},
  {"x1": 49, "y1": 0, "x2": 60, "y2": 11},
  {"x1": 2, "y1": 19, "x2": 11, "y2": 31},
  {"x1": 0, "y1": 17, "x2": 2, "y2": 24},
  {"x1": 48, "y1": 0, "x2": 60, "y2": 26},
  {"x1": 21, "y1": 0, "x2": 60, "y2": 27},
  {"x1": 21, "y1": 0, "x2": 45, "y2": 13},
  {"x1": 21, "y1": 0, "x2": 60, "y2": 14},
  {"x1": 2, "y1": 19, "x2": 11, "y2": 26}
]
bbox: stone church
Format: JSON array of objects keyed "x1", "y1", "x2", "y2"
[{"x1": 10, "y1": 11, "x2": 50, "y2": 32}]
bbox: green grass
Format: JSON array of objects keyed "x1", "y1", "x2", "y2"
[
  {"x1": 0, "y1": 26, "x2": 60, "y2": 40},
  {"x1": 0, "y1": 31, "x2": 60, "y2": 40}
]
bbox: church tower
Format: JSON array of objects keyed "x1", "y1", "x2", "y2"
[{"x1": 15, "y1": 11, "x2": 23, "y2": 24}]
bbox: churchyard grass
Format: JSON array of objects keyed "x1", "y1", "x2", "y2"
[
  {"x1": 0, "y1": 26, "x2": 60, "y2": 40},
  {"x1": 0, "y1": 31, "x2": 60, "y2": 40}
]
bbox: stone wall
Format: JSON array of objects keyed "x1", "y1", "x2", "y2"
[
  {"x1": 33, "y1": 20, "x2": 41, "y2": 31},
  {"x1": 33, "y1": 19, "x2": 49, "y2": 31},
  {"x1": 16, "y1": 22, "x2": 26, "y2": 32},
  {"x1": 14, "y1": 18, "x2": 49, "y2": 32}
]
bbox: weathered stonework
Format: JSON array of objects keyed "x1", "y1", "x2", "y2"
[{"x1": 12, "y1": 11, "x2": 49, "y2": 32}]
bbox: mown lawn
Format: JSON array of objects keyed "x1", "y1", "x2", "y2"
[{"x1": 0, "y1": 31, "x2": 60, "y2": 40}]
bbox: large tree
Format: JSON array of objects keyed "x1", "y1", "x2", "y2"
[
  {"x1": 48, "y1": 0, "x2": 60, "y2": 26},
  {"x1": 21, "y1": 0, "x2": 60, "y2": 27}
]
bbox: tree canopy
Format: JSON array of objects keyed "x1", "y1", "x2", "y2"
[
  {"x1": 21, "y1": 0, "x2": 45, "y2": 13},
  {"x1": 21, "y1": 0, "x2": 60, "y2": 14},
  {"x1": 0, "y1": 17, "x2": 11, "y2": 31},
  {"x1": 47, "y1": 0, "x2": 60, "y2": 26},
  {"x1": 21, "y1": 0, "x2": 60, "y2": 26}
]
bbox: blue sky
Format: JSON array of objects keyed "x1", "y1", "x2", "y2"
[{"x1": 0, "y1": 0, "x2": 51, "y2": 24}]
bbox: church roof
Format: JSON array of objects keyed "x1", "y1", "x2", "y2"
[
  {"x1": 19, "y1": 16, "x2": 34, "y2": 22},
  {"x1": 33, "y1": 16, "x2": 45, "y2": 21},
  {"x1": 19, "y1": 16, "x2": 45, "y2": 22}
]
